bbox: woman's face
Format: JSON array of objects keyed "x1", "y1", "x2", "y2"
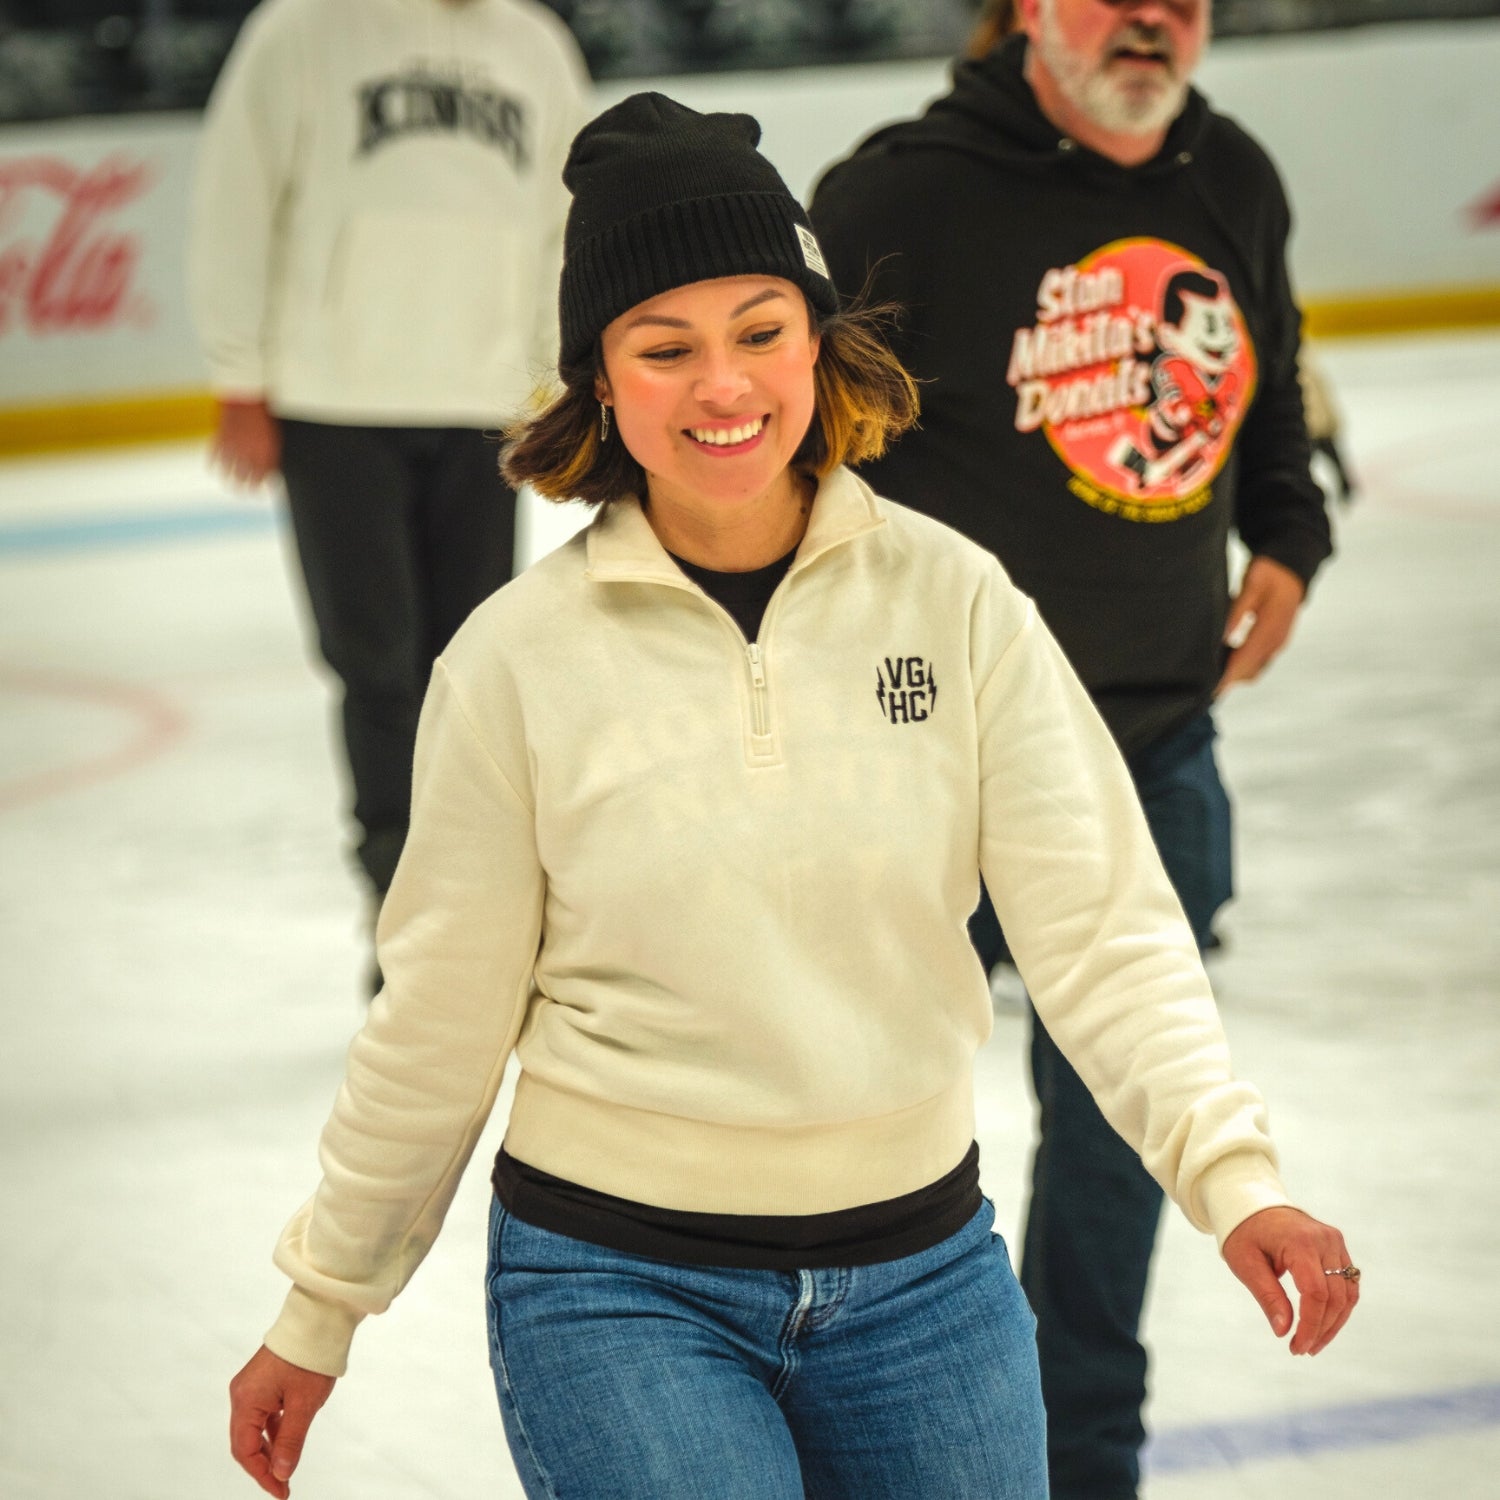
[{"x1": 597, "y1": 275, "x2": 820, "y2": 520}]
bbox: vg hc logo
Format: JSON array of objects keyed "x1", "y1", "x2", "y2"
[{"x1": 876, "y1": 656, "x2": 937, "y2": 724}]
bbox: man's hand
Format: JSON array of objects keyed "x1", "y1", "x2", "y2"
[
  {"x1": 229, "y1": 1344, "x2": 336, "y2": 1497},
  {"x1": 1218, "y1": 555, "x2": 1306, "y2": 695},
  {"x1": 1222, "y1": 1206, "x2": 1360, "y2": 1356},
  {"x1": 211, "y1": 399, "x2": 282, "y2": 489}
]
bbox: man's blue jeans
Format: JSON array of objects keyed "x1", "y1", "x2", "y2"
[
  {"x1": 973, "y1": 711, "x2": 1233, "y2": 1499},
  {"x1": 485, "y1": 1196, "x2": 1048, "y2": 1498}
]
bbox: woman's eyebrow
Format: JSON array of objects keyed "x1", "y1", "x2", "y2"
[
  {"x1": 624, "y1": 288, "x2": 789, "y2": 331},
  {"x1": 731, "y1": 288, "x2": 787, "y2": 317}
]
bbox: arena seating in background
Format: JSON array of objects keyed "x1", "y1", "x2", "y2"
[{"x1": 6, "y1": 0, "x2": 1496, "y2": 126}]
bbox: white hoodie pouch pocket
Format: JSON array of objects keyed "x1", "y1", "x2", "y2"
[{"x1": 326, "y1": 210, "x2": 532, "y2": 412}]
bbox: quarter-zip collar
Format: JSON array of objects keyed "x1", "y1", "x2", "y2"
[
  {"x1": 583, "y1": 470, "x2": 886, "y2": 770},
  {"x1": 583, "y1": 465, "x2": 888, "y2": 585}
]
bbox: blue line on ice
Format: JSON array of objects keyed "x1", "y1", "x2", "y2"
[
  {"x1": 0, "y1": 505, "x2": 278, "y2": 554},
  {"x1": 1145, "y1": 1381, "x2": 1500, "y2": 1473}
]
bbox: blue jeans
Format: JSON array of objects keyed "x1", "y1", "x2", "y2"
[
  {"x1": 484, "y1": 1196, "x2": 1048, "y2": 1499},
  {"x1": 973, "y1": 712, "x2": 1232, "y2": 1499}
]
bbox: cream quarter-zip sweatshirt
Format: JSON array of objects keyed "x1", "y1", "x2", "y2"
[{"x1": 265, "y1": 468, "x2": 1291, "y2": 1376}]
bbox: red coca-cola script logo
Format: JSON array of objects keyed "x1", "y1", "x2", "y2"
[
  {"x1": 1468, "y1": 180, "x2": 1500, "y2": 229},
  {"x1": 0, "y1": 154, "x2": 153, "y2": 338}
]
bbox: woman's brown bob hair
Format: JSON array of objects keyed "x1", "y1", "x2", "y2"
[{"x1": 501, "y1": 288, "x2": 920, "y2": 506}]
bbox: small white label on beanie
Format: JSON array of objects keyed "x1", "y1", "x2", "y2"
[{"x1": 796, "y1": 224, "x2": 830, "y2": 281}]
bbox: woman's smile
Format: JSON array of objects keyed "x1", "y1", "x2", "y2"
[{"x1": 685, "y1": 415, "x2": 770, "y2": 452}]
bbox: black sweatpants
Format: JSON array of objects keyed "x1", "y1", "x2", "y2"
[{"x1": 279, "y1": 420, "x2": 517, "y2": 897}]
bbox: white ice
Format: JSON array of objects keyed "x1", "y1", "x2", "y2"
[{"x1": 1, "y1": 330, "x2": 1497, "y2": 1499}]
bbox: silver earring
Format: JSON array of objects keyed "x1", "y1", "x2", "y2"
[{"x1": 599, "y1": 402, "x2": 611, "y2": 442}]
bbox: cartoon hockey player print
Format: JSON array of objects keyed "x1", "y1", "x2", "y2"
[
  {"x1": 1111, "y1": 268, "x2": 1245, "y2": 492},
  {"x1": 1000, "y1": 240, "x2": 1254, "y2": 521}
]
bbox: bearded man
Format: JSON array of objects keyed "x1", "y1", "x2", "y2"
[{"x1": 811, "y1": 3, "x2": 1333, "y2": 1496}]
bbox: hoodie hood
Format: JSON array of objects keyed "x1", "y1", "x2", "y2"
[
  {"x1": 807, "y1": 30, "x2": 1330, "y2": 758},
  {"x1": 858, "y1": 35, "x2": 1211, "y2": 181}
]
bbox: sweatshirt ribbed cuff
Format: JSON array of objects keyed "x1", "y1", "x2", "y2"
[
  {"x1": 1253, "y1": 532, "x2": 1332, "y2": 591},
  {"x1": 262, "y1": 1283, "x2": 364, "y2": 1379},
  {"x1": 203, "y1": 348, "x2": 268, "y2": 399},
  {"x1": 1192, "y1": 1149, "x2": 1294, "y2": 1248}
]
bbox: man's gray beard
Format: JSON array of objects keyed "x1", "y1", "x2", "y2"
[{"x1": 1034, "y1": 14, "x2": 1190, "y2": 138}]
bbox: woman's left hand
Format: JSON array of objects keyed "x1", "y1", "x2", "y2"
[{"x1": 1222, "y1": 1205, "x2": 1360, "y2": 1355}]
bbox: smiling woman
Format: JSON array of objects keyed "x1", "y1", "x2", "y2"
[
  {"x1": 226, "y1": 89, "x2": 1356, "y2": 1500},
  {"x1": 502, "y1": 102, "x2": 917, "y2": 546}
]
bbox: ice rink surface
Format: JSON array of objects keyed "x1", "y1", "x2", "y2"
[{"x1": 1, "y1": 329, "x2": 1497, "y2": 1499}]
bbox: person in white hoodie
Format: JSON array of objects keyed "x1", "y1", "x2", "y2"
[
  {"x1": 187, "y1": 0, "x2": 591, "y2": 964},
  {"x1": 226, "y1": 94, "x2": 1358, "y2": 1500}
]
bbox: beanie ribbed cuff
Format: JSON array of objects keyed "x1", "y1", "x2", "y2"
[
  {"x1": 561, "y1": 192, "x2": 838, "y2": 371},
  {"x1": 556, "y1": 93, "x2": 840, "y2": 371}
]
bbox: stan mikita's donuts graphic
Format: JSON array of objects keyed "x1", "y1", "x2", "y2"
[{"x1": 1005, "y1": 238, "x2": 1258, "y2": 522}]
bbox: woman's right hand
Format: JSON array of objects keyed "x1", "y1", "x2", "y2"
[{"x1": 229, "y1": 1344, "x2": 336, "y2": 1497}]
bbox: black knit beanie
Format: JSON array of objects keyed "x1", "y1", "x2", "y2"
[{"x1": 558, "y1": 92, "x2": 840, "y2": 372}]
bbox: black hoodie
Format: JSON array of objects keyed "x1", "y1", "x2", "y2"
[{"x1": 810, "y1": 36, "x2": 1332, "y2": 755}]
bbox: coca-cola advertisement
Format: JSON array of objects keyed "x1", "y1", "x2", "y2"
[
  {"x1": 0, "y1": 118, "x2": 205, "y2": 407},
  {"x1": 1470, "y1": 179, "x2": 1500, "y2": 230},
  {"x1": 0, "y1": 153, "x2": 152, "y2": 338}
]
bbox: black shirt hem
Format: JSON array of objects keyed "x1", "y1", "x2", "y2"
[{"x1": 491, "y1": 1141, "x2": 983, "y2": 1271}]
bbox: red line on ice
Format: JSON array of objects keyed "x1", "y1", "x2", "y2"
[
  {"x1": 0, "y1": 667, "x2": 188, "y2": 812},
  {"x1": 1355, "y1": 422, "x2": 1500, "y2": 523}
]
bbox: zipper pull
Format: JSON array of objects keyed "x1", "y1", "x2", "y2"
[{"x1": 746, "y1": 642, "x2": 766, "y2": 689}]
